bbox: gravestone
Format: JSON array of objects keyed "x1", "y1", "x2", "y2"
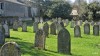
[
  {"x1": 84, "y1": 23, "x2": 90, "y2": 34},
  {"x1": 74, "y1": 25, "x2": 81, "y2": 37},
  {"x1": 22, "y1": 22, "x2": 27, "y2": 32},
  {"x1": 56, "y1": 23, "x2": 63, "y2": 34},
  {"x1": 43, "y1": 22, "x2": 49, "y2": 38},
  {"x1": 58, "y1": 18, "x2": 62, "y2": 24},
  {"x1": 65, "y1": 19, "x2": 69, "y2": 27},
  {"x1": 85, "y1": 20, "x2": 88, "y2": 24},
  {"x1": 3, "y1": 22, "x2": 10, "y2": 38},
  {"x1": 70, "y1": 20, "x2": 75, "y2": 28},
  {"x1": 13, "y1": 20, "x2": 18, "y2": 31},
  {"x1": 80, "y1": 20, "x2": 83, "y2": 26},
  {"x1": 18, "y1": 20, "x2": 22, "y2": 27},
  {"x1": 33, "y1": 22, "x2": 38, "y2": 32},
  {"x1": 34, "y1": 29, "x2": 46, "y2": 50},
  {"x1": 93, "y1": 25, "x2": 99, "y2": 36},
  {"x1": 60, "y1": 22, "x2": 64, "y2": 28},
  {"x1": 0, "y1": 42, "x2": 21, "y2": 56},
  {"x1": 91, "y1": 21, "x2": 95, "y2": 26},
  {"x1": 0, "y1": 23, "x2": 5, "y2": 45},
  {"x1": 50, "y1": 22, "x2": 56, "y2": 35},
  {"x1": 58, "y1": 28, "x2": 71, "y2": 54}
]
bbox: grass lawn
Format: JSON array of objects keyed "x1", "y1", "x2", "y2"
[{"x1": 5, "y1": 21, "x2": 100, "y2": 56}]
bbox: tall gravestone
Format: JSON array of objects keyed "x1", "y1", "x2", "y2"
[
  {"x1": 0, "y1": 23, "x2": 5, "y2": 45},
  {"x1": 3, "y1": 22, "x2": 10, "y2": 38},
  {"x1": 34, "y1": 29, "x2": 46, "y2": 49},
  {"x1": 0, "y1": 42, "x2": 21, "y2": 56},
  {"x1": 84, "y1": 23, "x2": 90, "y2": 34},
  {"x1": 33, "y1": 22, "x2": 38, "y2": 33},
  {"x1": 43, "y1": 22, "x2": 49, "y2": 38},
  {"x1": 13, "y1": 20, "x2": 18, "y2": 31},
  {"x1": 50, "y1": 22, "x2": 56, "y2": 35},
  {"x1": 74, "y1": 25, "x2": 81, "y2": 37},
  {"x1": 58, "y1": 28, "x2": 71, "y2": 54},
  {"x1": 22, "y1": 22, "x2": 27, "y2": 32},
  {"x1": 93, "y1": 25, "x2": 99, "y2": 36}
]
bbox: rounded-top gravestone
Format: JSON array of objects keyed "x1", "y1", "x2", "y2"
[
  {"x1": 34, "y1": 29, "x2": 46, "y2": 50},
  {"x1": 84, "y1": 23, "x2": 90, "y2": 34},
  {"x1": 58, "y1": 28, "x2": 71, "y2": 54},
  {"x1": 22, "y1": 22, "x2": 27, "y2": 32},
  {"x1": 13, "y1": 20, "x2": 18, "y2": 31},
  {"x1": 50, "y1": 22, "x2": 56, "y2": 35},
  {"x1": 70, "y1": 20, "x2": 75, "y2": 28},
  {"x1": 0, "y1": 42, "x2": 21, "y2": 56},
  {"x1": 93, "y1": 25, "x2": 99, "y2": 36},
  {"x1": 74, "y1": 25, "x2": 81, "y2": 37},
  {"x1": 33, "y1": 22, "x2": 38, "y2": 33},
  {"x1": 43, "y1": 22, "x2": 49, "y2": 38}
]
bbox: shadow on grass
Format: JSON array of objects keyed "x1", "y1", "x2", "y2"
[
  {"x1": 16, "y1": 41, "x2": 56, "y2": 56},
  {"x1": 7, "y1": 37, "x2": 22, "y2": 40}
]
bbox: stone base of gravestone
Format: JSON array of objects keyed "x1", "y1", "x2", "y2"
[
  {"x1": 84, "y1": 23, "x2": 90, "y2": 35},
  {"x1": 93, "y1": 25, "x2": 99, "y2": 36},
  {"x1": 74, "y1": 25, "x2": 81, "y2": 37},
  {"x1": 0, "y1": 42, "x2": 21, "y2": 56},
  {"x1": 43, "y1": 22, "x2": 49, "y2": 38},
  {"x1": 22, "y1": 22, "x2": 27, "y2": 32},
  {"x1": 50, "y1": 22, "x2": 56, "y2": 35},
  {"x1": 34, "y1": 29, "x2": 46, "y2": 50},
  {"x1": 58, "y1": 28, "x2": 71, "y2": 54}
]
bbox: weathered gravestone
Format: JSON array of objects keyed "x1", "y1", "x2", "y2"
[
  {"x1": 60, "y1": 22, "x2": 64, "y2": 28},
  {"x1": 58, "y1": 28, "x2": 71, "y2": 54},
  {"x1": 18, "y1": 20, "x2": 22, "y2": 27},
  {"x1": 43, "y1": 22, "x2": 49, "y2": 38},
  {"x1": 85, "y1": 20, "x2": 88, "y2": 24},
  {"x1": 50, "y1": 22, "x2": 56, "y2": 35},
  {"x1": 34, "y1": 29, "x2": 46, "y2": 50},
  {"x1": 74, "y1": 25, "x2": 81, "y2": 37},
  {"x1": 70, "y1": 20, "x2": 75, "y2": 28},
  {"x1": 58, "y1": 18, "x2": 62, "y2": 24},
  {"x1": 91, "y1": 21, "x2": 95, "y2": 26},
  {"x1": 80, "y1": 20, "x2": 83, "y2": 26},
  {"x1": 0, "y1": 42, "x2": 21, "y2": 56},
  {"x1": 84, "y1": 23, "x2": 90, "y2": 34},
  {"x1": 3, "y1": 21, "x2": 10, "y2": 38},
  {"x1": 0, "y1": 23, "x2": 5, "y2": 45},
  {"x1": 93, "y1": 25, "x2": 99, "y2": 36},
  {"x1": 33, "y1": 22, "x2": 38, "y2": 32},
  {"x1": 13, "y1": 20, "x2": 18, "y2": 31},
  {"x1": 65, "y1": 19, "x2": 69, "y2": 27},
  {"x1": 22, "y1": 22, "x2": 27, "y2": 32}
]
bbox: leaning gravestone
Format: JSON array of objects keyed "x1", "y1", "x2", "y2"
[
  {"x1": 43, "y1": 22, "x2": 49, "y2": 38},
  {"x1": 0, "y1": 42, "x2": 21, "y2": 56},
  {"x1": 33, "y1": 22, "x2": 38, "y2": 32},
  {"x1": 34, "y1": 29, "x2": 46, "y2": 50},
  {"x1": 0, "y1": 23, "x2": 5, "y2": 45},
  {"x1": 74, "y1": 25, "x2": 81, "y2": 37},
  {"x1": 58, "y1": 28, "x2": 71, "y2": 54},
  {"x1": 3, "y1": 22, "x2": 10, "y2": 38},
  {"x1": 13, "y1": 20, "x2": 18, "y2": 31},
  {"x1": 22, "y1": 22, "x2": 27, "y2": 32},
  {"x1": 50, "y1": 22, "x2": 56, "y2": 35},
  {"x1": 70, "y1": 20, "x2": 75, "y2": 28},
  {"x1": 93, "y1": 25, "x2": 99, "y2": 36},
  {"x1": 84, "y1": 23, "x2": 90, "y2": 34}
]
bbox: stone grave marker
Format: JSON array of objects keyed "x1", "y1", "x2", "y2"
[
  {"x1": 56, "y1": 23, "x2": 63, "y2": 34},
  {"x1": 58, "y1": 28, "x2": 71, "y2": 54},
  {"x1": 74, "y1": 25, "x2": 81, "y2": 37},
  {"x1": 58, "y1": 18, "x2": 62, "y2": 24},
  {"x1": 22, "y1": 22, "x2": 27, "y2": 32},
  {"x1": 50, "y1": 22, "x2": 56, "y2": 35},
  {"x1": 34, "y1": 29, "x2": 46, "y2": 50},
  {"x1": 65, "y1": 19, "x2": 69, "y2": 27},
  {"x1": 84, "y1": 23, "x2": 90, "y2": 34},
  {"x1": 3, "y1": 21, "x2": 10, "y2": 38},
  {"x1": 93, "y1": 25, "x2": 99, "y2": 36},
  {"x1": 60, "y1": 22, "x2": 64, "y2": 28},
  {"x1": 0, "y1": 23, "x2": 5, "y2": 45},
  {"x1": 0, "y1": 42, "x2": 21, "y2": 56},
  {"x1": 70, "y1": 20, "x2": 75, "y2": 28},
  {"x1": 33, "y1": 22, "x2": 38, "y2": 33},
  {"x1": 13, "y1": 20, "x2": 18, "y2": 31},
  {"x1": 91, "y1": 21, "x2": 95, "y2": 26},
  {"x1": 43, "y1": 22, "x2": 49, "y2": 38}
]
